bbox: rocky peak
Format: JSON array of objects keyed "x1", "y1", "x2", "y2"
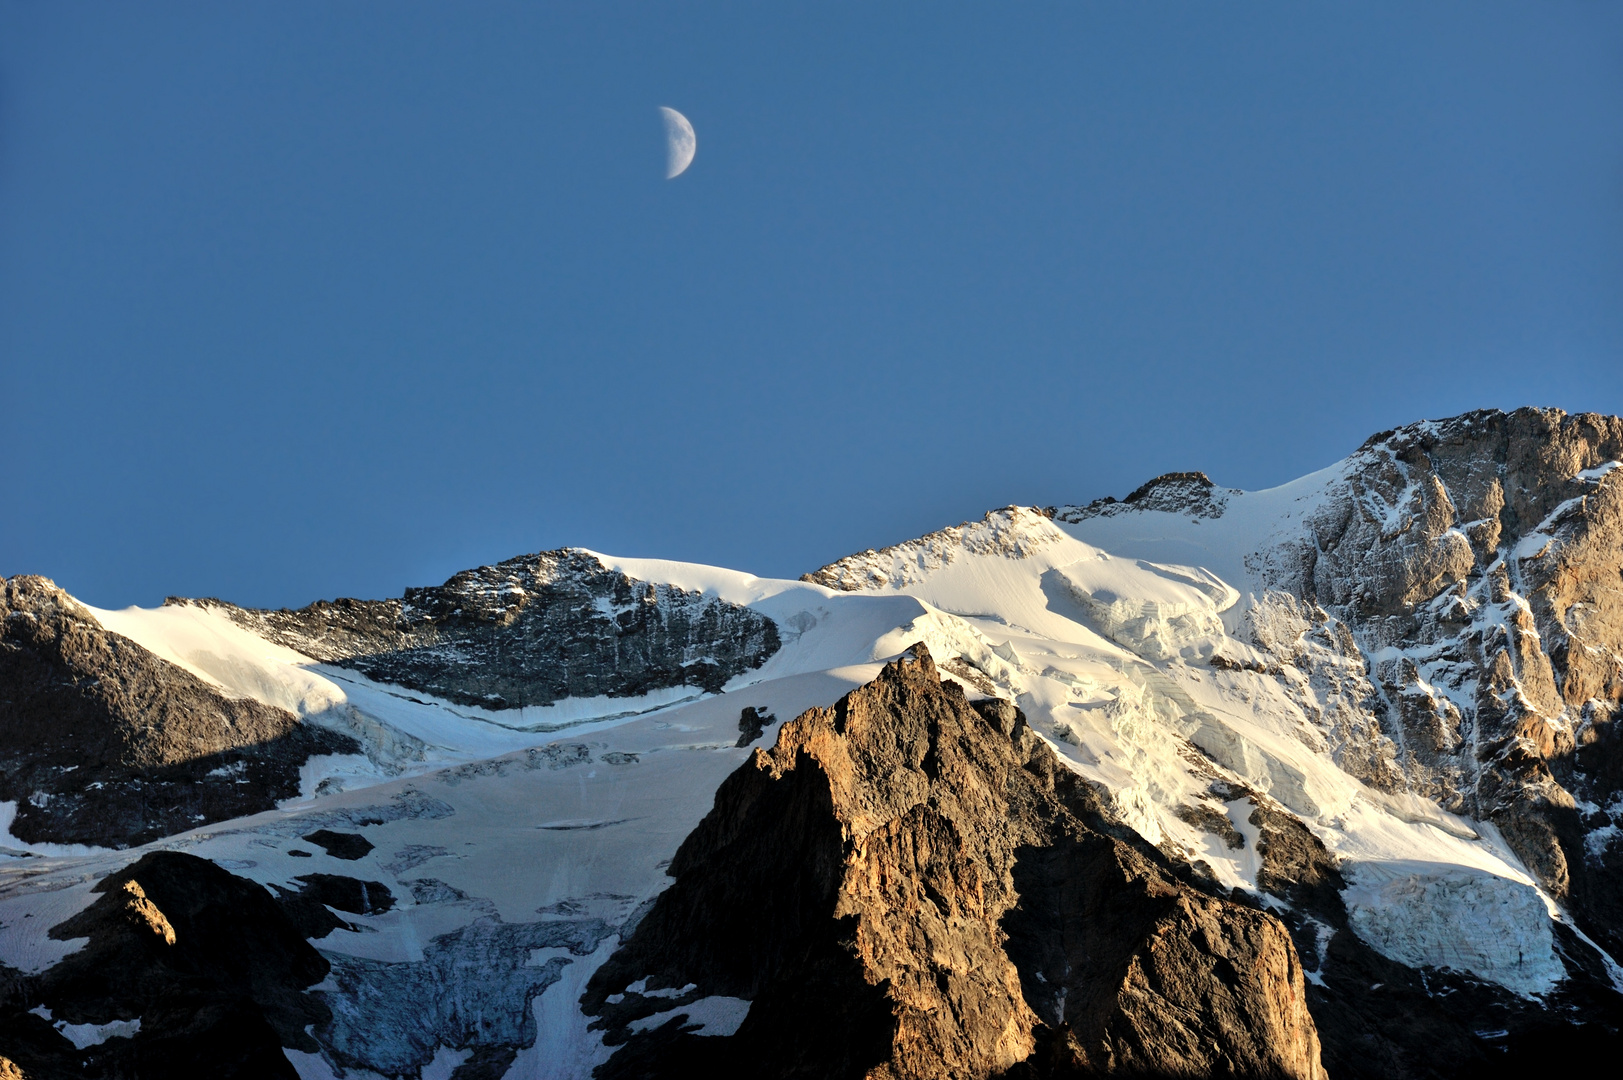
[
  {"x1": 582, "y1": 644, "x2": 1327, "y2": 1079},
  {"x1": 192, "y1": 548, "x2": 782, "y2": 710},
  {"x1": 1052, "y1": 470, "x2": 1234, "y2": 522},
  {"x1": 0, "y1": 851, "x2": 331, "y2": 1077}
]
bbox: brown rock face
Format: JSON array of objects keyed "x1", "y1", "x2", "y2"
[
  {"x1": 1234, "y1": 409, "x2": 1623, "y2": 956},
  {"x1": 0, "y1": 575, "x2": 357, "y2": 847},
  {"x1": 583, "y1": 646, "x2": 1327, "y2": 1080}
]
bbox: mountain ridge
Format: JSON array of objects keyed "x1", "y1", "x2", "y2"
[{"x1": 2, "y1": 405, "x2": 1622, "y2": 1077}]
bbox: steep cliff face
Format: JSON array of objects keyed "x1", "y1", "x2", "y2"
[
  {"x1": 207, "y1": 548, "x2": 781, "y2": 710},
  {"x1": 0, "y1": 575, "x2": 357, "y2": 847},
  {"x1": 582, "y1": 645, "x2": 1327, "y2": 1080},
  {"x1": 1239, "y1": 409, "x2": 1623, "y2": 957}
]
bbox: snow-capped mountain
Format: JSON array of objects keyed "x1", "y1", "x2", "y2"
[{"x1": 2, "y1": 406, "x2": 1621, "y2": 1078}]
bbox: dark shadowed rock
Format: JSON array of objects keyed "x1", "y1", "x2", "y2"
[
  {"x1": 0, "y1": 575, "x2": 359, "y2": 847},
  {"x1": 583, "y1": 646, "x2": 1327, "y2": 1079},
  {"x1": 271, "y1": 874, "x2": 395, "y2": 940},
  {"x1": 301, "y1": 829, "x2": 374, "y2": 861},
  {"x1": 0, "y1": 851, "x2": 329, "y2": 1078},
  {"x1": 734, "y1": 706, "x2": 775, "y2": 747},
  {"x1": 449, "y1": 1046, "x2": 520, "y2": 1079},
  {"x1": 201, "y1": 549, "x2": 780, "y2": 711}
]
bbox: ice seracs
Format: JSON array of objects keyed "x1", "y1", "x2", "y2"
[
  {"x1": 1342, "y1": 860, "x2": 1562, "y2": 997},
  {"x1": 1051, "y1": 553, "x2": 1238, "y2": 662}
]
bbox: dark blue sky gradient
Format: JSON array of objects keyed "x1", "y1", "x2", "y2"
[{"x1": 3, "y1": 3, "x2": 1621, "y2": 608}]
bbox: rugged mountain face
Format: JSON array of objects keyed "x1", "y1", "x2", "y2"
[
  {"x1": 203, "y1": 549, "x2": 781, "y2": 710},
  {"x1": 0, "y1": 851, "x2": 330, "y2": 1078},
  {"x1": 0, "y1": 575, "x2": 357, "y2": 847},
  {"x1": 797, "y1": 407, "x2": 1623, "y2": 1073},
  {"x1": 1228, "y1": 409, "x2": 1623, "y2": 959},
  {"x1": 1043, "y1": 406, "x2": 1623, "y2": 1071},
  {"x1": 583, "y1": 646, "x2": 1327, "y2": 1080},
  {"x1": 0, "y1": 549, "x2": 782, "y2": 849}
]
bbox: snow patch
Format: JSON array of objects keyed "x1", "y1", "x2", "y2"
[
  {"x1": 419, "y1": 1045, "x2": 473, "y2": 1080},
  {"x1": 1577, "y1": 461, "x2": 1621, "y2": 482},
  {"x1": 1051, "y1": 555, "x2": 1237, "y2": 662},
  {"x1": 628, "y1": 995, "x2": 752, "y2": 1037},
  {"x1": 31, "y1": 1011, "x2": 144, "y2": 1049},
  {"x1": 509, "y1": 935, "x2": 621, "y2": 1079}
]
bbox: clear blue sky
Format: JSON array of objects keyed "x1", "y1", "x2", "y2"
[{"x1": 3, "y1": 3, "x2": 1621, "y2": 608}]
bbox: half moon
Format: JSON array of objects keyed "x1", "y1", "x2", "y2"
[{"x1": 660, "y1": 106, "x2": 696, "y2": 179}]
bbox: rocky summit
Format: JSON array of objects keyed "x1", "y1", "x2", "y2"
[
  {"x1": 2, "y1": 407, "x2": 1623, "y2": 1078},
  {"x1": 583, "y1": 646, "x2": 1326, "y2": 1080}
]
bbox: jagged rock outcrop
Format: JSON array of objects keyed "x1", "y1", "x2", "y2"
[
  {"x1": 0, "y1": 851, "x2": 329, "y2": 1078},
  {"x1": 735, "y1": 706, "x2": 776, "y2": 747},
  {"x1": 1053, "y1": 471, "x2": 1237, "y2": 521},
  {"x1": 0, "y1": 575, "x2": 357, "y2": 847},
  {"x1": 200, "y1": 549, "x2": 780, "y2": 710},
  {"x1": 582, "y1": 645, "x2": 1327, "y2": 1079},
  {"x1": 271, "y1": 873, "x2": 396, "y2": 940}
]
